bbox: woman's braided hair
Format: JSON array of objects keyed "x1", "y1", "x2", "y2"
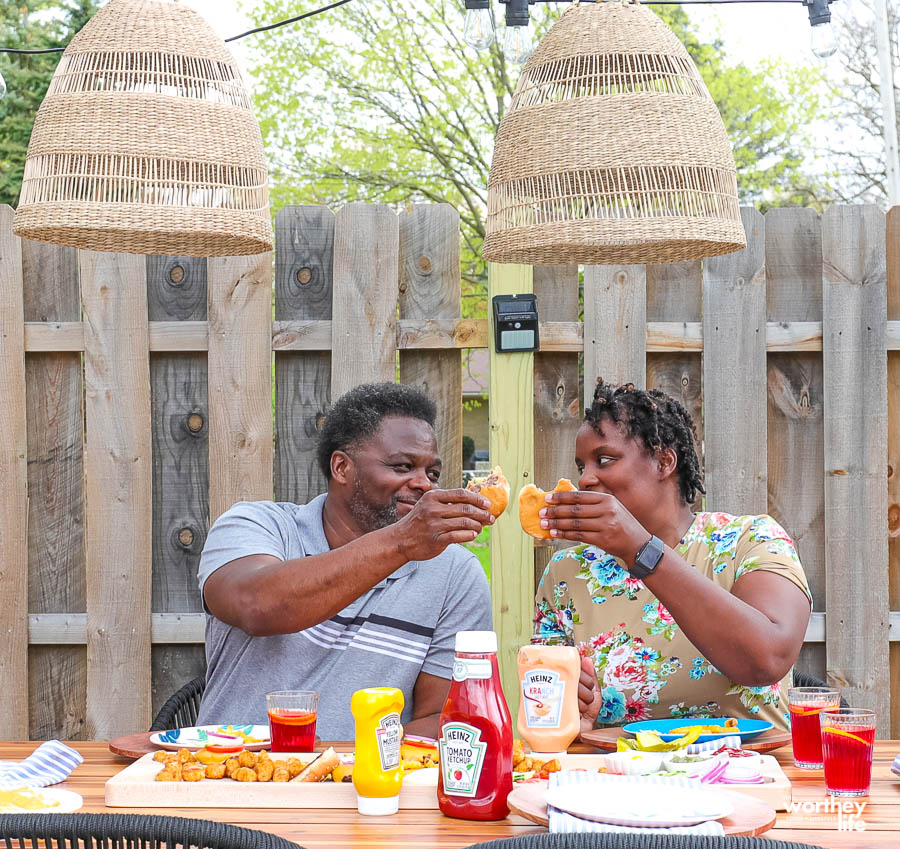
[{"x1": 584, "y1": 379, "x2": 705, "y2": 505}]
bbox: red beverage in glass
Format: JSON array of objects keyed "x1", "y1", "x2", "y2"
[
  {"x1": 822, "y1": 723, "x2": 876, "y2": 796},
  {"x1": 268, "y1": 709, "x2": 317, "y2": 752},
  {"x1": 789, "y1": 703, "x2": 831, "y2": 767}
]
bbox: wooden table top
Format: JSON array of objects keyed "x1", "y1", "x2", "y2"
[{"x1": 4, "y1": 740, "x2": 900, "y2": 848}]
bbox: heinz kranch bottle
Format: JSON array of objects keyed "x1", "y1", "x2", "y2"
[{"x1": 437, "y1": 631, "x2": 513, "y2": 821}]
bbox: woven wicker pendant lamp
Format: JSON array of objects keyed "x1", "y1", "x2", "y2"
[
  {"x1": 484, "y1": 0, "x2": 746, "y2": 265},
  {"x1": 13, "y1": 0, "x2": 272, "y2": 257}
]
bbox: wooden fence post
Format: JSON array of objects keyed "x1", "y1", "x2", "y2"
[
  {"x1": 823, "y1": 205, "x2": 890, "y2": 732},
  {"x1": 488, "y1": 262, "x2": 534, "y2": 719},
  {"x1": 0, "y1": 206, "x2": 29, "y2": 738},
  {"x1": 703, "y1": 207, "x2": 768, "y2": 514},
  {"x1": 82, "y1": 251, "x2": 152, "y2": 738}
]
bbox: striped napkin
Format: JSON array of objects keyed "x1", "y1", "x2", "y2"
[
  {"x1": 891, "y1": 753, "x2": 900, "y2": 777},
  {"x1": 547, "y1": 770, "x2": 726, "y2": 835},
  {"x1": 687, "y1": 734, "x2": 742, "y2": 754},
  {"x1": 0, "y1": 741, "x2": 84, "y2": 790}
]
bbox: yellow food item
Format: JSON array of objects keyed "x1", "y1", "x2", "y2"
[
  {"x1": 518, "y1": 479, "x2": 577, "y2": 539},
  {"x1": 0, "y1": 788, "x2": 60, "y2": 812},
  {"x1": 234, "y1": 767, "x2": 258, "y2": 782},
  {"x1": 194, "y1": 747, "x2": 238, "y2": 765},
  {"x1": 669, "y1": 719, "x2": 738, "y2": 735},
  {"x1": 617, "y1": 727, "x2": 703, "y2": 752},
  {"x1": 205, "y1": 762, "x2": 227, "y2": 780},
  {"x1": 331, "y1": 761, "x2": 354, "y2": 783},
  {"x1": 217, "y1": 725, "x2": 266, "y2": 744},
  {"x1": 466, "y1": 467, "x2": 510, "y2": 518}
]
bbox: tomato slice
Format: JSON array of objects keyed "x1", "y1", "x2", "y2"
[{"x1": 205, "y1": 743, "x2": 243, "y2": 754}]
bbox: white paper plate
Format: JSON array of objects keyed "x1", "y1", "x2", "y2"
[
  {"x1": 150, "y1": 725, "x2": 271, "y2": 752},
  {"x1": 400, "y1": 767, "x2": 439, "y2": 786},
  {"x1": 0, "y1": 786, "x2": 83, "y2": 814},
  {"x1": 545, "y1": 784, "x2": 733, "y2": 828}
]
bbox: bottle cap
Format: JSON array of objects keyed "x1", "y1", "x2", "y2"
[
  {"x1": 455, "y1": 630, "x2": 497, "y2": 653},
  {"x1": 356, "y1": 794, "x2": 400, "y2": 816}
]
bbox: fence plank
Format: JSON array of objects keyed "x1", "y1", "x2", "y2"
[
  {"x1": 275, "y1": 206, "x2": 334, "y2": 504},
  {"x1": 489, "y1": 262, "x2": 535, "y2": 720},
  {"x1": 208, "y1": 253, "x2": 274, "y2": 522},
  {"x1": 764, "y1": 208, "x2": 826, "y2": 681},
  {"x1": 399, "y1": 205, "x2": 463, "y2": 487},
  {"x1": 81, "y1": 251, "x2": 152, "y2": 738},
  {"x1": 823, "y1": 205, "x2": 890, "y2": 731},
  {"x1": 646, "y1": 261, "x2": 704, "y2": 511},
  {"x1": 331, "y1": 204, "x2": 399, "y2": 397},
  {"x1": 583, "y1": 265, "x2": 646, "y2": 405},
  {"x1": 22, "y1": 236, "x2": 86, "y2": 741},
  {"x1": 533, "y1": 265, "x2": 581, "y2": 587},
  {"x1": 0, "y1": 207, "x2": 28, "y2": 737},
  {"x1": 148, "y1": 256, "x2": 209, "y2": 716},
  {"x1": 703, "y1": 208, "x2": 767, "y2": 514},
  {"x1": 889, "y1": 207, "x2": 900, "y2": 734}
]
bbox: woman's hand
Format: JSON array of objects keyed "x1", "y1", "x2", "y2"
[
  {"x1": 540, "y1": 490, "x2": 649, "y2": 564},
  {"x1": 578, "y1": 655, "x2": 603, "y2": 737}
]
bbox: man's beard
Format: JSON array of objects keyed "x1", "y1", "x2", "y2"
[{"x1": 348, "y1": 477, "x2": 401, "y2": 532}]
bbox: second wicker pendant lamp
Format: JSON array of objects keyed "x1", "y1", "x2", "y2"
[
  {"x1": 14, "y1": 0, "x2": 273, "y2": 257},
  {"x1": 484, "y1": 0, "x2": 746, "y2": 265}
]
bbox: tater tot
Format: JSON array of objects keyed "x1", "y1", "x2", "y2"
[
  {"x1": 177, "y1": 748, "x2": 194, "y2": 763},
  {"x1": 225, "y1": 758, "x2": 240, "y2": 778},
  {"x1": 541, "y1": 759, "x2": 561, "y2": 774},
  {"x1": 153, "y1": 750, "x2": 177, "y2": 763},
  {"x1": 155, "y1": 769, "x2": 180, "y2": 782},
  {"x1": 255, "y1": 760, "x2": 274, "y2": 782},
  {"x1": 286, "y1": 758, "x2": 303, "y2": 778},
  {"x1": 205, "y1": 762, "x2": 227, "y2": 779},
  {"x1": 159, "y1": 763, "x2": 182, "y2": 780},
  {"x1": 182, "y1": 765, "x2": 205, "y2": 782},
  {"x1": 512, "y1": 739, "x2": 525, "y2": 766},
  {"x1": 237, "y1": 750, "x2": 258, "y2": 768},
  {"x1": 258, "y1": 750, "x2": 271, "y2": 762},
  {"x1": 272, "y1": 766, "x2": 290, "y2": 782},
  {"x1": 234, "y1": 766, "x2": 258, "y2": 782}
]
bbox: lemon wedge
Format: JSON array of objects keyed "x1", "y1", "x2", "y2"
[
  {"x1": 617, "y1": 726, "x2": 703, "y2": 752},
  {"x1": 822, "y1": 727, "x2": 871, "y2": 746}
]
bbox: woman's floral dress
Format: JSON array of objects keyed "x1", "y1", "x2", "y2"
[{"x1": 533, "y1": 512, "x2": 812, "y2": 731}]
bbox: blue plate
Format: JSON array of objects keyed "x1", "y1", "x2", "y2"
[{"x1": 621, "y1": 717, "x2": 774, "y2": 743}]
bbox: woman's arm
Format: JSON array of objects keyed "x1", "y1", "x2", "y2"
[{"x1": 540, "y1": 491, "x2": 811, "y2": 686}]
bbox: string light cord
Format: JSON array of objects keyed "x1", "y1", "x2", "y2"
[{"x1": 0, "y1": 0, "x2": 821, "y2": 54}]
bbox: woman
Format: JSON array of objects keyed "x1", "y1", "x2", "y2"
[{"x1": 533, "y1": 380, "x2": 811, "y2": 735}]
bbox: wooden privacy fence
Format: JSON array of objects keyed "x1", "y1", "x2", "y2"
[{"x1": 0, "y1": 201, "x2": 899, "y2": 740}]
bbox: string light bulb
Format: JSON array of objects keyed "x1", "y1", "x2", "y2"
[
  {"x1": 803, "y1": 0, "x2": 838, "y2": 59},
  {"x1": 464, "y1": 0, "x2": 496, "y2": 49},
  {"x1": 502, "y1": 0, "x2": 534, "y2": 65}
]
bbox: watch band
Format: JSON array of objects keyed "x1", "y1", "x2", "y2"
[{"x1": 631, "y1": 534, "x2": 665, "y2": 580}]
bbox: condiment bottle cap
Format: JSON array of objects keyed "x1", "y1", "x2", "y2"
[{"x1": 455, "y1": 630, "x2": 497, "y2": 653}]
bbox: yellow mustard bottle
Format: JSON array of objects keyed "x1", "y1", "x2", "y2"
[{"x1": 351, "y1": 686, "x2": 405, "y2": 815}]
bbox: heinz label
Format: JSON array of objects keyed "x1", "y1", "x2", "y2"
[
  {"x1": 439, "y1": 722, "x2": 487, "y2": 796},
  {"x1": 376, "y1": 712, "x2": 401, "y2": 771},
  {"x1": 521, "y1": 669, "x2": 564, "y2": 728},
  {"x1": 452, "y1": 658, "x2": 492, "y2": 681}
]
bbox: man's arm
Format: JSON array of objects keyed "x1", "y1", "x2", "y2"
[
  {"x1": 204, "y1": 489, "x2": 492, "y2": 636},
  {"x1": 401, "y1": 671, "x2": 451, "y2": 739}
]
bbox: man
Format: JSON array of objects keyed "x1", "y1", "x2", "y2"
[{"x1": 196, "y1": 382, "x2": 494, "y2": 739}]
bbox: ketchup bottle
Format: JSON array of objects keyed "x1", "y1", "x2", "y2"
[{"x1": 437, "y1": 630, "x2": 513, "y2": 821}]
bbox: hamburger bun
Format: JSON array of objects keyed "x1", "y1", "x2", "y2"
[
  {"x1": 518, "y1": 479, "x2": 577, "y2": 539},
  {"x1": 466, "y1": 466, "x2": 509, "y2": 518}
]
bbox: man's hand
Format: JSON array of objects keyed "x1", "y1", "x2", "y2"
[
  {"x1": 578, "y1": 654, "x2": 603, "y2": 737},
  {"x1": 394, "y1": 489, "x2": 495, "y2": 562},
  {"x1": 541, "y1": 490, "x2": 648, "y2": 564}
]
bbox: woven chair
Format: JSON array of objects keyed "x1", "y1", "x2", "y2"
[
  {"x1": 463, "y1": 834, "x2": 827, "y2": 849},
  {"x1": 791, "y1": 670, "x2": 849, "y2": 708},
  {"x1": 149, "y1": 676, "x2": 206, "y2": 732},
  {"x1": 0, "y1": 813, "x2": 303, "y2": 849}
]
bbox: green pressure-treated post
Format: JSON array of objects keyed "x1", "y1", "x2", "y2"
[{"x1": 487, "y1": 261, "x2": 534, "y2": 725}]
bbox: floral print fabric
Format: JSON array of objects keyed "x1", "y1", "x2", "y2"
[{"x1": 533, "y1": 512, "x2": 812, "y2": 731}]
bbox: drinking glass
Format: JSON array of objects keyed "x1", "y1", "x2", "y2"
[
  {"x1": 821, "y1": 708, "x2": 876, "y2": 797},
  {"x1": 787, "y1": 686, "x2": 841, "y2": 768},
  {"x1": 266, "y1": 690, "x2": 318, "y2": 752}
]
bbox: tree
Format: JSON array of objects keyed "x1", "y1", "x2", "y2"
[
  {"x1": 821, "y1": 0, "x2": 898, "y2": 203},
  {"x1": 0, "y1": 0, "x2": 98, "y2": 208},
  {"x1": 247, "y1": 0, "x2": 829, "y2": 304}
]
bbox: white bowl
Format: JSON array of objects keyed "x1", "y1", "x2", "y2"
[{"x1": 602, "y1": 750, "x2": 668, "y2": 775}]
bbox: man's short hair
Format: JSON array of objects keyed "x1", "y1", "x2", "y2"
[{"x1": 316, "y1": 382, "x2": 438, "y2": 480}]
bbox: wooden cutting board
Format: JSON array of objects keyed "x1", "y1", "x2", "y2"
[
  {"x1": 581, "y1": 727, "x2": 792, "y2": 754},
  {"x1": 507, "y1": 782, "x2": 776, "y2": 837},
  {"x1": 105, "y1": 753, "x2": 439, "y2": 809}
]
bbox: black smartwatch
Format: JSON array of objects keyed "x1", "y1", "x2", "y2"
[{"x1": 631, "y1": 535, "x2": 665, "y2": 580}]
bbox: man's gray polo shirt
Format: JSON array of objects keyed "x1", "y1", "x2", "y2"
[{"x1": 195, "y1": 495, "x2": 492, "y2": 739}]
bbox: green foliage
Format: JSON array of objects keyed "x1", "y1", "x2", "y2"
[
  {"x1": 246, "y1": 0, "x2": 829, "y2": 305},
  {"x1": 464, "y1": 524, "x2": 491, "y2": 579},
  {"x1": 461, "y1": 434, "x2": 475, "y2": 467},
  {"x1": 0, "y1": 0, "x2": 97, "y2": 207}
]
